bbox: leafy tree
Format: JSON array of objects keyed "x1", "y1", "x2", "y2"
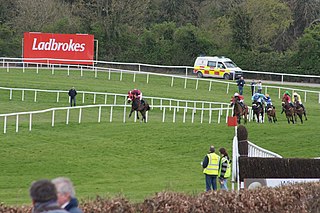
[
  {"x1": 293, "y1": 24, "x2": 320, "y2": 74},
  {"x1": 229, "y1": 6, "x2": 253, "y2": 50}
]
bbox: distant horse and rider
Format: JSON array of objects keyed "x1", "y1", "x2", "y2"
[
  {"x1": 230, "y1": 93, "x2": 248, "y2": 124},
  {"x1": 292, "y1": 92, "x2": 307, "y2": 124},
  {"x1": 251, "y1": 93, "x2": 266, "y2": 123},
  {"x1": 264, "y1": 94, "x2": 277, "y2": 123},
  {"x1": 281, "y1": 91, "x2": 295, "y2": 124},
  {"x1": 127, "y1": 89, "x2": 150, "y2": 123}
]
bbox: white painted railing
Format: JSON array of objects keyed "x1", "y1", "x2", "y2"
[
  {"x1": 0, "y1": 104, "x2": 235, "y2": 134},
  {"x1": 0, "y1": 86, "x2": 229, "y2": 110},
  {"x1": 2, "y1": 57, "x2": 320, "y2": 82},
  {"x1": 247, "y1": 141, "x2": 282, "y2": 158},
  {"x1": 1, "y1": 58, "x2": 319, "y2": 104}
]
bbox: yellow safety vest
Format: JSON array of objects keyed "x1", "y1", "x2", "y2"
[
  {"x1": 203, "y1": 153, "x2": 220, "y2": 175},
  {"x1": 218, "y1": 157, "x2": 231, "y2": 178}
]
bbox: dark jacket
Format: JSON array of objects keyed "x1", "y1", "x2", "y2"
[
  {"x1": 237, "y1": 79, "x2": 245, "y2": 87},
  {"x1": 65, "y1": 198, "x2": 83, "y2": 213},
  {"x1": 33, "y1": 200, "x2": 69, "y2": 213},
  {"x1": 68, "y1": 89, "x2": 77, "y2": 98}
]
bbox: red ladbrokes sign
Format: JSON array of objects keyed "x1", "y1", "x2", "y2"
[{"x1": 23, "y1": 32, "x2": 94, "y2": 65}]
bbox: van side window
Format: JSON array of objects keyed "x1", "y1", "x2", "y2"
[
  {"x1": 218, "y1": 62, "x2": 226, "y2": 69},
  {"x1": 207, "y1": 61, "x2": 216, "y2": 67}
]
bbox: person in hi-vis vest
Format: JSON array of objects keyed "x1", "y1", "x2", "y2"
[
  {"x1": 202, "y1": 145, "x2": 220, "y2": 191},
  {"x1": 218, "y1": 148, "x2": 231, "y2": 191}
]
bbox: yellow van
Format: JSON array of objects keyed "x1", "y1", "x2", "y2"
[{"x1": 193, "y1": 56, "x2": 243, "y2": 80}]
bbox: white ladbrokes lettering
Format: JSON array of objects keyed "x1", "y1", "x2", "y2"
[{"x1": 32, "y1": 38, "x2": 86, "y2": 52}]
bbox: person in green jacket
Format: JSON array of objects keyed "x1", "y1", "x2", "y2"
[{"x1": 218, "y1": 148, "x2": 231, "y2": 191}]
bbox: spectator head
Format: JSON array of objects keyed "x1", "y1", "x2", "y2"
[
  {"x1": 30, "y1": 179, "x2": 57, "y2": 204},
  {"x1": 209, "y1": 145, "x2": 215, "y2": 153},
  {"x1": 52, "y1": 177, "x2": 76, "y2": 206},
  {"x1": 219, "y1": 147, "x2": 228, "y2": 157}
]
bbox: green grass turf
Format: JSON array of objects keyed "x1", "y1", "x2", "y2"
[{"x1": 0, "y1": 67, "x2": 319, "y2": 205}]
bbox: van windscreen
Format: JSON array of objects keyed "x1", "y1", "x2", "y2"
[{"x1": 224, "y1": 61, "x2": 237, "y2": 68}]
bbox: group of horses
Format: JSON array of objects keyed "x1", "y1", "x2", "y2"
[{"x1": 231, "y1": 97, "x2": 307, "y2": 124}]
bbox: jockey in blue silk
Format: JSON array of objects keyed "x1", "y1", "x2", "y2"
[
  {"x1": 251, "y1": 92, "x2": 266, "y2": 108},
  {"x1": 264, "y1": 94, "x2": 275, "y2": 112}
]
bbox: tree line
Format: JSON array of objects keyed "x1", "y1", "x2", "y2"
[{"x1": 0, "y1": 0, "x2": 319, "y2": 74}]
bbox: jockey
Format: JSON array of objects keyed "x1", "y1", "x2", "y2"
[
  {"x1": 282, "y1": 91, "x2": 294, "y2": 107},
  {"x1": 128, "y1": 89, "x2": 144, "y2": 104},
  {"x1": 232, "y1": 93, "x2": 245, "y2": 109},
  {"x1": 264, "y1": 94, "x2": 275, "y2": 112},
  {"x1": 251, "y1": 92, "x2": 266, "y2": 108},
  {"x1": 293, "y1": 92, "x2": 305, "y2": 111}
]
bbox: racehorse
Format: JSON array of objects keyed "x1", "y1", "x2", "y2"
[
  {"x1": 266, "y1": 105, "x2": 277, "y2": 123},
  {"x1": 294, "y1": 100, "x2": 307, "y2": 124},
  {"x1": 230, "y1": 99, "x2": 248, "y2": 124},
  {"x1": 127, "y1": 96, "x2": 150, "y2": 123},
  {"x1": 281, "y1": 97, "x2": 295, "y2": 124},
  {"x1": 252, "y1": 100, "x2": 264, "y2": 123}
]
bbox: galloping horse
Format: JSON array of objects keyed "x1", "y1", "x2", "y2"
[
  {"x1": 294, "y1": 100, "x2": 307, "y2": 124},
  {"x1": 266, "y1": 105, "x2": 277, "y2": 123},
  {"x1": 127, "y1": 95, "x2": 150, "y2": 123},
  {"x1": 281, "y1": 97, "x2": 295, "y2": 124},
  {"x1": 252, "y1": 100, "x2": 264, "y2": 123},
  {"x1": 230, "y1": 99, "x2": 248, "y2": 124}
]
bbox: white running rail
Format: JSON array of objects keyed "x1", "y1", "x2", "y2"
[{"x1": 0, "y1": 104, "x2": 236, "y2": 134}]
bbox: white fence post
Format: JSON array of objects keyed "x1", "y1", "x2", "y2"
[
  {"x1": 191, "y1": 109, "x2": 195, "y2": 123},
  {"x1": 196, "y1": 79, "x2": 199, "y2": 90},
  {"x1": 16, "y1": 115, "x2": 19, "y2": 133},
  {"x1": 114, "y1": 95, "x2": 117, "y2": 105},
  {"x1": 81, "y1": 66, "x2": 83, "y2": 77},
  {"x1": 36, "y1": 64, "x2": 39, "y2": 74},
  {"x1": 105, "y1": 94, "x2": 107, "y2": 104},
  {"x1": 52, "y1": 65, "x2": 54, "y2": 75},
  {"x1": 120, "y1": 70, "x2": 123, "y2": 81},
  {"x1": 7, "y1": 63, "x2": 9, "y2": 72},
  {"x1": 82, "y1": 92, "x2": 85, "y2": 103},
  {"x1": 93, "y1": 93, "x2": 96, "y2": 104},
  {"x1": 66, "y1": 108, "x2": 70, "y2": 124},
  {"x1": 95, "y1": 68, "x2": 98, "y2": 78},
  {"x1": 110, "y1": 106, "x2": 113, "y2": 122},
  {"x1": 209, "y1": 81, "x2": 212, "y2": 91},
  {"x1": 184, "y1": 78, "x2": 187, "y2": 89},
  {"x1": 183, "y1": 108, "x2": 186, "y2": 123},
  {"x1": 171, "y1": 76, "x2": 174, "y2": 87},
  {"x1": 10, "y1": 89, "x2": 12, "y2": 100},
  {"x1": 123, "y1": 105, "x2": 126, "y2": 123},
  {"x1": 67, "y1": 65, "x2": 70, "y2": 76},
  {"x1": 98, "y1": 106, "x2": 101, "y2": 122},
  {"x1": 29, "y1": 114, "x2": 32, "y2": 131},
  {"x1": 134, "y1": 111, "x2": 137, "y2": 122},
  {"x1": 56, "y1": 92, "x2": 60, "y2": 102},
  {"x1": 133, "y1": 72, "x2": 136, "y2": 82},
  {"x1": 4, "y1": 116, "x2": 7, "y2": 133},
  {"x1": 34, "y1": 91, "x2": 37, "y2": 102},
  {"x1": 227, "y1": 83, "x2": 230, "y2": 94},
  {"x1": 162, "y1": 107, "x2": 166, "y2": 122},
  {"x1": 78, "y1": 108, "x2": 82, "y2": 123},
  {"x1": 147, "y1": 73, "x2": 149, "y2": 84},
  {"x1": 52, "y1": 110, "x2": 55, "y2": 127},
  {"x1": 173, "y1": 107, "x2": 176, "y2": 123},
  {"x1": 108, "y1": 69, "x2": 111, "y2": 80},
  {"x1": 22, "y1": 90, "x2": 24, "y2": 101}
]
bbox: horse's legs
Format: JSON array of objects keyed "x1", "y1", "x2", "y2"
[
  {"x1": 304, "y1": 112, "x2": 307, "y2": 120},
  {"x1": 141, "y1": 111, "x2": 146, "y2": 123},
  {"x1": 136, "y1": 111, "x2": 140, "y2": 120},
  {"x1": 129, "y1": 109, "x2": 134, "y2": 118}
]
